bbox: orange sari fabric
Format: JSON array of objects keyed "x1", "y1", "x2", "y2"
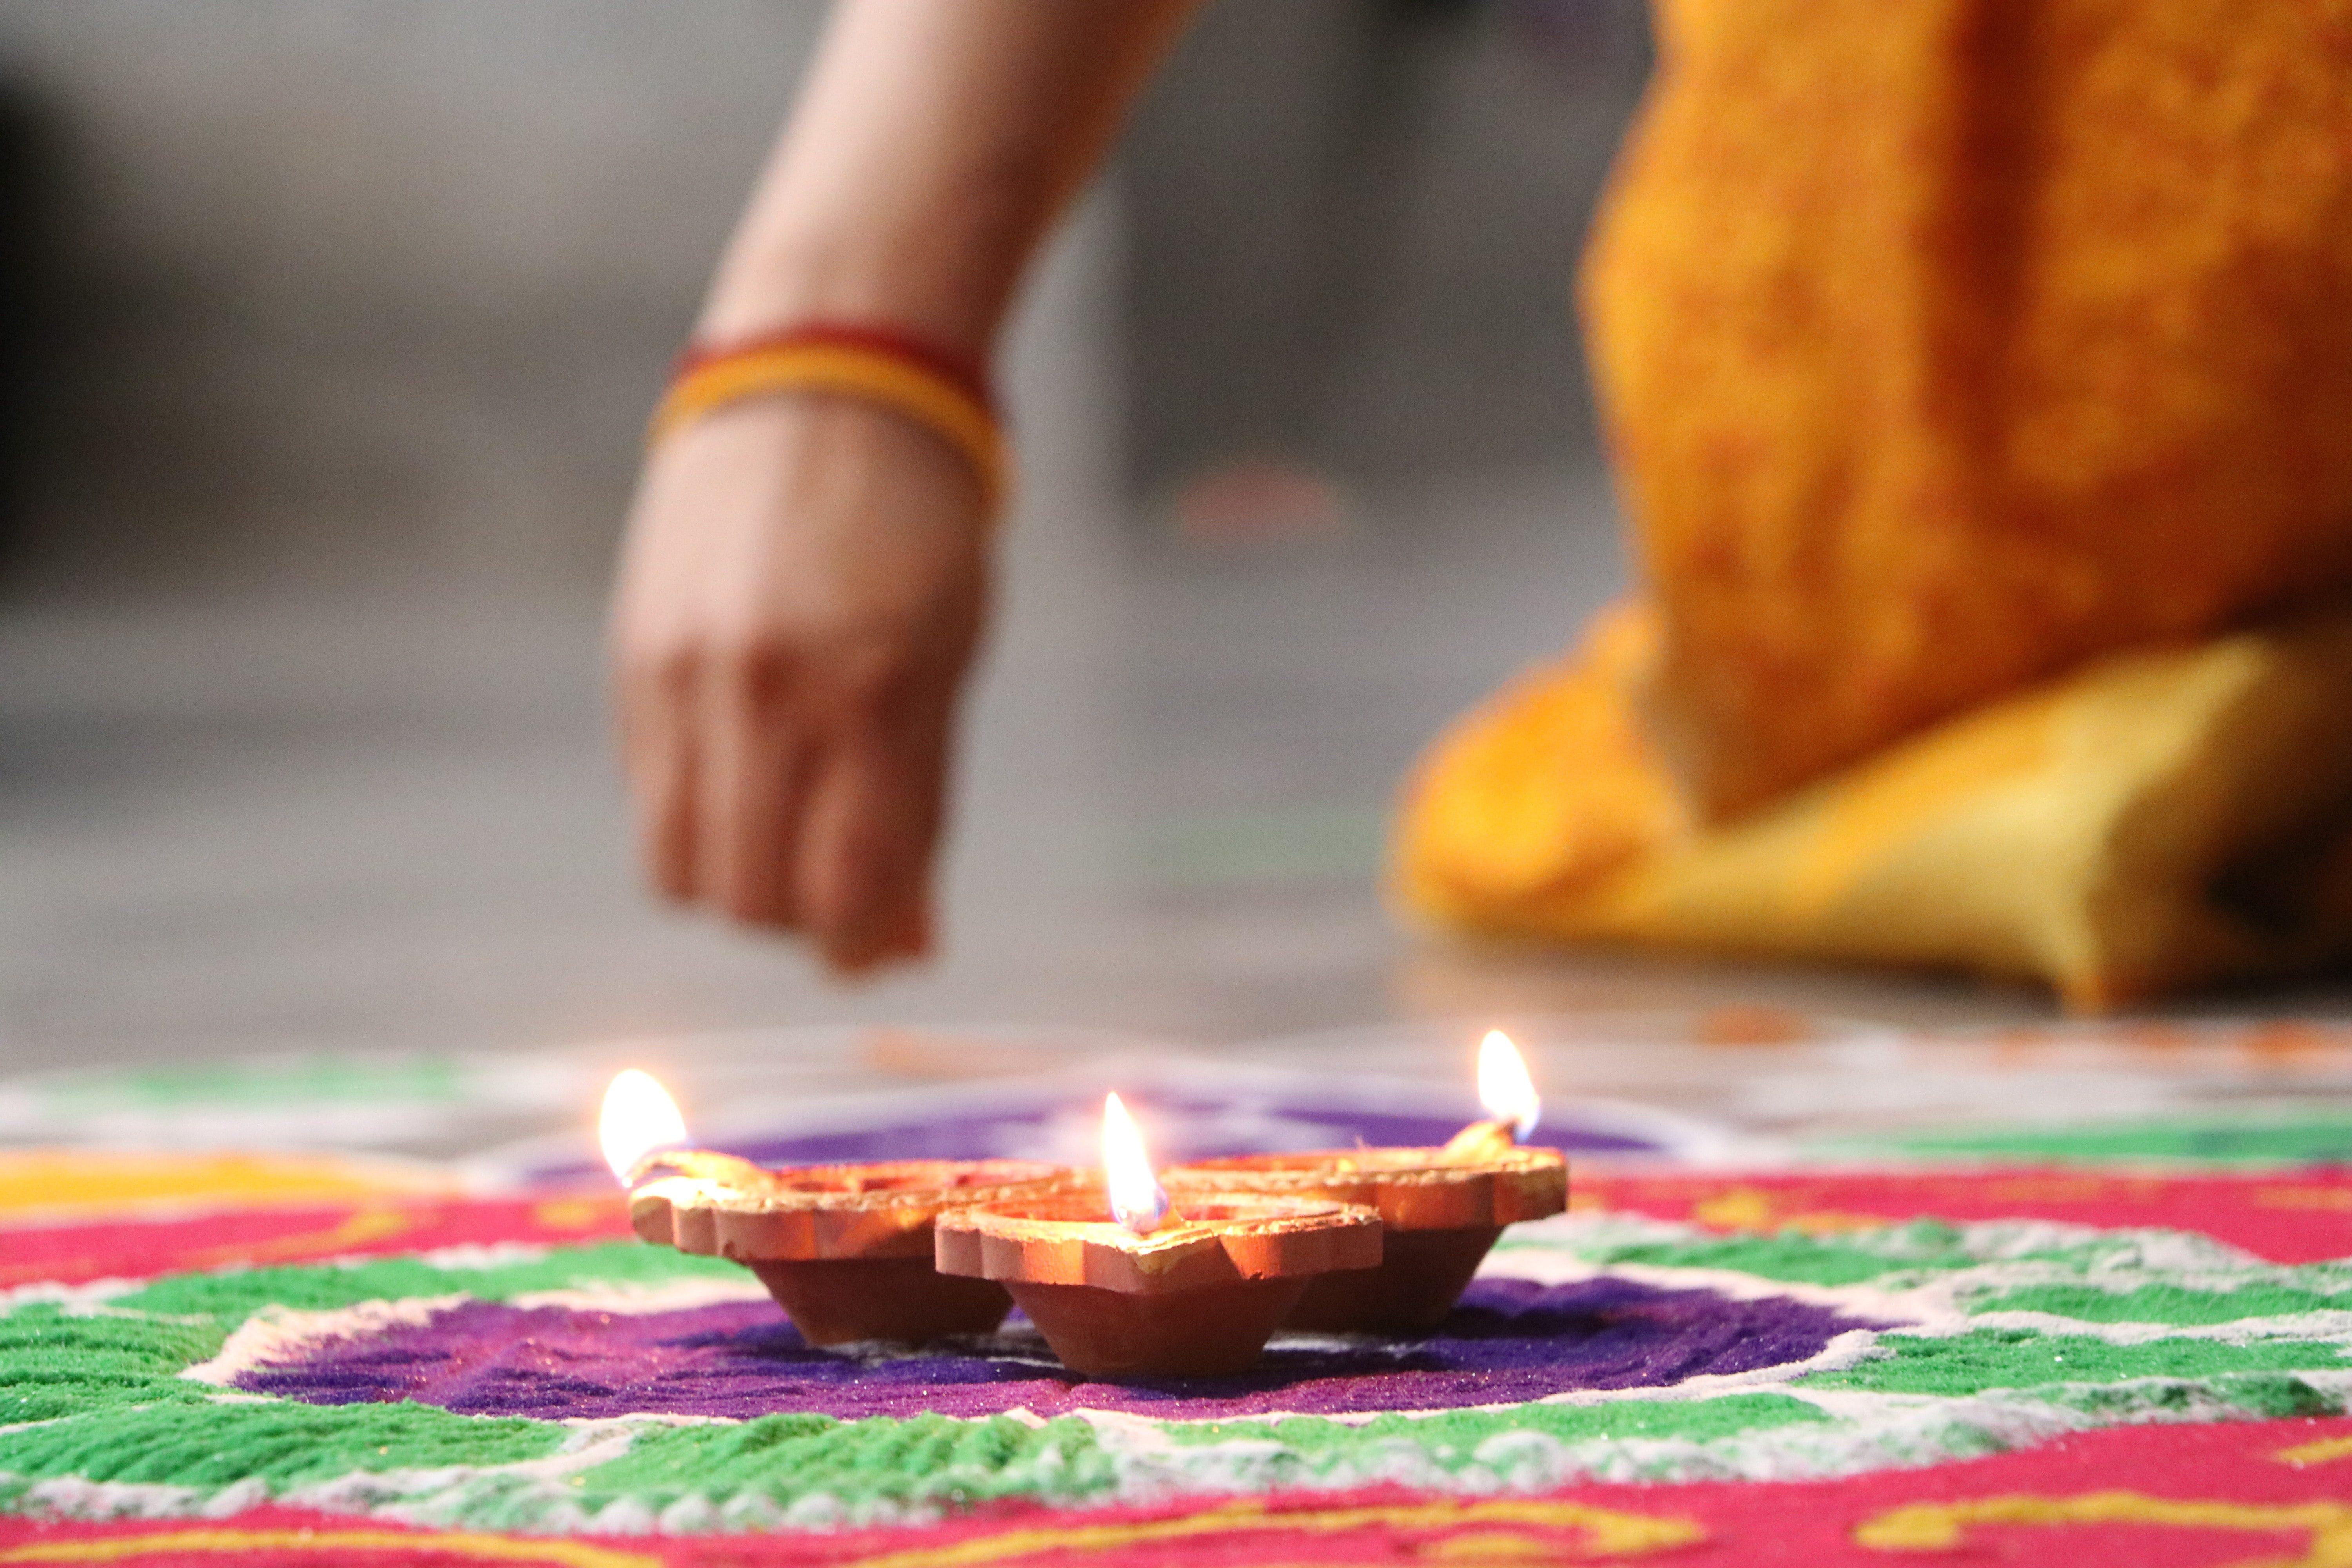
[{"x1": 1582, "y1": 0, "x2": 2352, "y2": 818}]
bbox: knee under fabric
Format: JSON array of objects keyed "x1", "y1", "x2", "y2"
[{"x1": 1393, "y1": 604, "x2": 2352, "y2": 1012}]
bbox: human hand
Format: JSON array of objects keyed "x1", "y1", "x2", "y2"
[{"x1": 610, "y1": 396, "x2": 990, "y2": 973}]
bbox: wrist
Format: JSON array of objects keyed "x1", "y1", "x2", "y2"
[
  {"x1": 652, "y1": 323, "x2": 1009, "y2": 523},
  {"x1": 697, "y1": 205, "x2": 1026, "y2": 363}
]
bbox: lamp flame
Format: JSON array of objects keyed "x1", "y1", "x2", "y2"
[
  {"x1": 1102, "y1": 1092, "x2": 1169, "y2": 1235},
  {"x1": 600, "y1": 1069, "x2": 688, "y2": 1185},
  {"x1": 1477, "y1": 1030, "x2": 1540, "y2": 1140}
]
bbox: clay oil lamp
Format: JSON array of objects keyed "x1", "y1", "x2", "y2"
[
  {"x1": 933, "y1": 1093, "x2": 1381, "y2": 1377},
  {"x1": 600, "y1": 1069, "x2": 1077, "y2": 1345},
  {"x1": 1163, "y1": 1030, "x2": 1568, "y2": 1334}
]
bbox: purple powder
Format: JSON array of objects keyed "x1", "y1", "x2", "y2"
[{"x1": 235, "y1": 1277, "x2": 1880, "y2": 1422}]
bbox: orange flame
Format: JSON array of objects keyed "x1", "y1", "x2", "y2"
[
  {"x1": 1102, "y1": 1092, "x2": 1169, "y2": 1234},
  {"x1": 1477, "y1": 1030, "x2": 1540, "y2": 1140},
  {"x1": 599, "y1": 1069, "x2": 688, "y2": 1185}
]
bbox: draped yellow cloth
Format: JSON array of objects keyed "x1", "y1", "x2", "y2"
[{"x1": 1394, "y1": 0, "x2": 2352, "y2": 1007}]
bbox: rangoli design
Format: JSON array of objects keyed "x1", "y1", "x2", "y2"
[{"x1": 7, "y1": 1160, "x2": 2352, "y2": 1563}]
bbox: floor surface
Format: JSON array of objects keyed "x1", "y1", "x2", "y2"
[{"x1": 9, "y1": 463, "x2": 2336, "y2": 1079}]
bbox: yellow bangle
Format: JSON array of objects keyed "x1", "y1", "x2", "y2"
[{"x1": 648, "y1": 340, "x2": 1010, "y2": 518}]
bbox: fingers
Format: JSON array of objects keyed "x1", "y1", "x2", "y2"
[
  {"x1": 619, "y1": 634, "x2": 946, "y2": 969},
  {"x1": 797, "y1": 695, "x2": 951, "y2": 973},
  {"x1": 617, "y1": 649, "x2": 700, "y2": 904},
  {"x1": 696, "y1": 645, "x2": 813, "y2": 928}
]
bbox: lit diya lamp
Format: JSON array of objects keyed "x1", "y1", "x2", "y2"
[
  {"x1": 933, "y1": 1093, "x2": 1382, "y2": 1377},
  {"x1": 602, "y1": 1069, "x2": 1078, "y2": 1346},
  {"x1": 1163, "y1": 1030, "x2": 1568, "y2": 1333}
]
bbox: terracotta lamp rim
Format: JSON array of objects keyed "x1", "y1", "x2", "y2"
[
  {"x1": 936, "y1": 1191, "x2": 1381, "y2": 1295},
  {"x1": 1163, "y1": 1145, "x2": 1566, "y2": 1230},
  {"x1": 1169, "y1": 1145, "x2": 1557, "y2": 1180},
  {"x1": 634, "y1": 1155, "x2": 1071, "y2": 1214},
  {"x1": 631, "y1": 1157, "x2": 1082, "y2": 1263}
]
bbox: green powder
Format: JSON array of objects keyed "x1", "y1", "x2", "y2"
[
  {"x1": 1825, "y1": 1115, "x2": 2352, "y2": 1165},
  {"x1": 1974, "y1": 1282, "x2": 2352, "y2": 1325},
  {"x1": 0, "y1": 1307, "x2": 227, "y2": 1423},
  {"x1": 573, "y1": 1412, "x2": 1112, "y2": 1514},
  {"x1": 2054, "y1": 1371, "x2": 2341, "y2": 1421},
  {"x1": 113, "y1": 1241, "x2": 741, "y2": 1323},
  {"x1": 1166, "y1": 1392, "x2": 1828, "y2": 1465},
  {"x1": 0, "y1": 1399, "x2": 561, "y2": 1490},
  {"x1": 47, "y1": 1056, "x2": 465, "y2": 1114},
  {"x1": 1568, "y1": 1221, "x2": 1981, "y2": 1289},
  {"x1": 1802, "y1": 1328, "x2": 2352, "y2": 1398}
]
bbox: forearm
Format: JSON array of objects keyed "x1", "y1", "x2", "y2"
[{"x1": 701, "y1": 0, "x2": 1200, "y2": 357}]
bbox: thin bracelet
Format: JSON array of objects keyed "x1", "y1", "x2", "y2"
[
  {"x1": 648, "y1": 324, "x2": 1009, "y2": 517},
  {"x1": 671, "y1": 323, "x2": 992, "y2": 408}
]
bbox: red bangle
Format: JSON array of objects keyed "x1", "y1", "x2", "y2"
[{"x1": 670, "y1": 323, "x2": 995, "y2": 416}]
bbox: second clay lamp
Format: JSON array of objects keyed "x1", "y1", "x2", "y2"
[
  {"x1": 934, "y1": 1093, "x2": 1381, "y2": 1377},
  {"x1": 1164, "y1": 1031, "x2": 1568, "y2": 1333}
]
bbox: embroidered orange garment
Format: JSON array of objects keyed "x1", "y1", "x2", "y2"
[{"x1": 1396, "y1": 1, "x2": 2352, "y2": 1007}]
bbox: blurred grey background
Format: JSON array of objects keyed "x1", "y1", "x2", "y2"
[{"x1": 0, "y1": 0, "x2": 2063, "y2": 1073}]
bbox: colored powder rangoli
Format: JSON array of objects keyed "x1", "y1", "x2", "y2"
[{"x1": 5, "y1": 1163, "x2": 2352, "y2": 1565}]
